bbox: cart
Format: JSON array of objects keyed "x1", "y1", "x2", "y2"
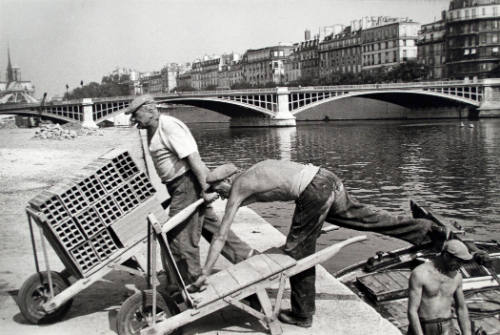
[
  {"x1": 116, "y1": 210, "x2": 367, "y2": 335},
  {"x1": 16, "y1": 149, "x2": 198, "y2": 324}
]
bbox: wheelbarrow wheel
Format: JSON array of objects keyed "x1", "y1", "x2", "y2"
[
  {"x1": 117, "y1": 290, "x2": 181, "y2": 335},
  {"x1": 18, "y1": 271, "x2": 73, "y2": 324}
]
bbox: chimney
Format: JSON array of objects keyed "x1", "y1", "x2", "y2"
[{"x1": 304, "y1": 29, "x2": 311, "y2": 41}]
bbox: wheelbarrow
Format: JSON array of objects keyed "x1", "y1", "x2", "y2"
[
  {"x1": 116, "y1": 209, "x2": 366, "y2": 335},
  {"x1": 17, "y1": 186, "x2": 206, "y2": 324}
]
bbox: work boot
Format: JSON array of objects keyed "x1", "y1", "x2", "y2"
[{"x1": 278, "y1": 309, "x2": 313, "y2": 328}]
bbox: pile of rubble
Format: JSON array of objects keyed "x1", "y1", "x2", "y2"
[{"x1": 33, "y1": 123, "x2": 104, "y2": 140}]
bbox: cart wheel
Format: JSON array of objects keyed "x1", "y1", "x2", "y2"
[
  {"x1": 18, "y1": 271, "x2": 73, "y2": 324},
  {"x1": 117, "y1": 290, "x2": 181, "y2": 335}
]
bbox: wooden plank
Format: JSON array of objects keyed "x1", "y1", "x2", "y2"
[
  {"x1": 208, "y1": 268, "x2": 243, "y2": 299},
  {"x1": 259, "y1": 254, "x2": 292, "y2": 274},
  {"x1": 193, "y1": 254, "x2": 285, "y2": 309},
  {"x1": 256, "y1": 287, "x2": 282, "y2": 335},
  {"x1": 387, "y1": 271, "x2": 410, "y2": 290},
  {"x1": 190, "y1": 283, "x2": 219, "y2": 308},
  {"x1": 264, "y1": 253, "x2": 297, "y2": 271},
  {"x1": 226, "y1": 261, "x2": 266, "y2": 289},
  {"x1": 246, "y1": 254, "x2": 283, "y2": 278},
  {"x1": 358, "y1": 274, "x2": 386, "y2": 294}
]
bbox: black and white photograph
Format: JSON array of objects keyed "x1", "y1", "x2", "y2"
[{"x1": 1, "y1": 0, "x2": 499, "y2": 334}]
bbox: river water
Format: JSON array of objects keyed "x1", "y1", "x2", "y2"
[{"x1": 188, "y1": 119, "x2": 500, "y2": 271}]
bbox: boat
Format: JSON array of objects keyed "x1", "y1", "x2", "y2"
[{"x1": 335, "y1": 201, "x2": 500, "y2": 335}]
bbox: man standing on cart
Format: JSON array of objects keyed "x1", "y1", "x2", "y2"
[
  {"x1": 125, "y1": 95, "x2": 253, "y2": 285},
  {"x1": 192, "y1": 160, "x2": 449, "y2": 328}
]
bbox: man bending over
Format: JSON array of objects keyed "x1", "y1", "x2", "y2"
[{"x1": 191, "y1": 159, "x2": 448, "y2": 328}]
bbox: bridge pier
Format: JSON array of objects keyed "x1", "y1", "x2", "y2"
[
  {"x1": 81, "y1": 98, "x2": 98, "y2": 129},
  {"x1": 478, "y1": 79, "x2": 500, "y2": 117},
  {"x1": 229, "y1": 87, "x2": 296, "y2": 127}
]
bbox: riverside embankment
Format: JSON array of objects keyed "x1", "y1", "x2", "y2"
[{"x1": 0, "y1": 126, "x2": 400, "y2": 334}]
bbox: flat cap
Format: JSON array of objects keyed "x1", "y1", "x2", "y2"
[
  {"x1": 443, "y1": 239, "x2": 472, "y2": 261},
  {"x1": 124, "y1": 94, "x2": 155, "y2": 114},
  {"x1": 206, "y1": 163, "x2": 238, "y2": 184}
]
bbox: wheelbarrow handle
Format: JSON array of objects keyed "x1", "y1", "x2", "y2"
[{"x1": 161, "y1": 198, "x2": 205, "y2": 234}]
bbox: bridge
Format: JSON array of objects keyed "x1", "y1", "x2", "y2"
[{"x1": 2, "y1": 79, "x2": 500, "y2": 127}]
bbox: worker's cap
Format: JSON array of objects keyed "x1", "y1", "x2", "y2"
[
  {"x1": 124, "y1": 94, "x2": 155, "y2": 114},
  {"x1": 206, "y1": 163, "x2": 238, "y2": 184},
  {"x1": 442, "y1": 239, "x2": 472, "y2": 261}
]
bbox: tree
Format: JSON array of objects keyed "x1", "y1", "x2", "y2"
[
  {"x1": 174, "y1": 85, "x2": 196, "y2": 92},
  {"x1": 63, "y1": 73, "x2": 131, "y2": 99},
  {"x1": 230, "y1": 81, "x2": 255, "y2": 89},
  {"x1": 387, "y1": 61, "x2": 430, "y2": 82}
]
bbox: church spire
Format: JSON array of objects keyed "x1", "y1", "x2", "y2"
[{"x1": 7, "y1": 46, "x2": 14, "y2": 83}]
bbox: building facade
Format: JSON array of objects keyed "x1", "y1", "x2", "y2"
[
  {"x1": 296, "y1": 38, "x2": 320, "y2": 83},
  {"x1": 241, "y1": 45, "x2": 294, "y2": 86},
  {"x1": 444, "y1": 0, "x2": 500, "y2": 79},
  {"x1": 139, "y1": 71, "x2": 163, "y2": 94},
  {"x1": 361, "y1": 17, "x2": 420, "y2": 72},
  {"x1": 177, "y1": 71, "x2": 192, "y2": 89},
  {"x1": 319, "y1": 26, "x2": 362, "y2": 80},
  {"x1": 417, "y1": 18, "x2": 446, "y2": 79},
  {"x1": 284, "y1": 43, "x2": 301, "y2": 83}
]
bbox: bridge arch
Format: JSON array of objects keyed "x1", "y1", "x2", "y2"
[
  {"x1": 0, "y1": 108, "x2": 82, "y2": 123},
  {"x1": 96, "y1": 97, "x2": 275, "y2": 123},
  {"x1": 290, "y1": 90, "x2": 481, "y2": 116}
]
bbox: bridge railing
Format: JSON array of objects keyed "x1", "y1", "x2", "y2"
[
  {"x1": 167, "y1": 88, "x2": 277, "y2": 96},
  {"x1": 288, "y1": 80, "x2": 482, "y2": 92}
]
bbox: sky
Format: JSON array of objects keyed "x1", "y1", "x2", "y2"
[{"x1": 0, "y1": 0, "x2": 451, "y2": 99}]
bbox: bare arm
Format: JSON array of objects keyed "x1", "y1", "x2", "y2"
[
  {"x1": 408, "y1": 270, "x2": 424, "y2": 335},
  {"x1": 202, "y1": 182, "x2": 250, "y2": 275},
  {"x1": 454, "y1": 276, "x2": 471, "y2": 335}
]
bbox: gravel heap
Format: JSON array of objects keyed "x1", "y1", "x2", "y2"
[{"x1": 33, "y1": 123, "x2": 104, "y2": 140}]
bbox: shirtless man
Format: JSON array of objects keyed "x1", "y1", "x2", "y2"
[
  {"x1": 408, "y1": 239, "x2": 472, "y2": 335},
  {"x1": 192, "y1": 159, "x2": 445, "y2": 327}
]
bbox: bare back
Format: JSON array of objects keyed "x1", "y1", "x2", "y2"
[{"x1": 233, "y1": 160, "x2": 309, "y2": 204}]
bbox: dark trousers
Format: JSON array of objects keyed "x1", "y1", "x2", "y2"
[
  {"x1": 165, "y1": 170, "x2": 252, "y2": 284},
  {"x1": 283, "y1": 168, "x2": 434, "y2": 317},
  {"x1": 408, "y1": 318, "x2": 454, "y2": 335}
]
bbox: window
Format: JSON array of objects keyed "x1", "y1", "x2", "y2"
[
  {"x1": 471, "y1": 48, "x2": 477, "y2": 54},
  {"x1": 464, "y1": 49, "x2": 470, "y2": 55},
  {"x1": 493, "y1": 47, "x2": 499, "y2": 54}
]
